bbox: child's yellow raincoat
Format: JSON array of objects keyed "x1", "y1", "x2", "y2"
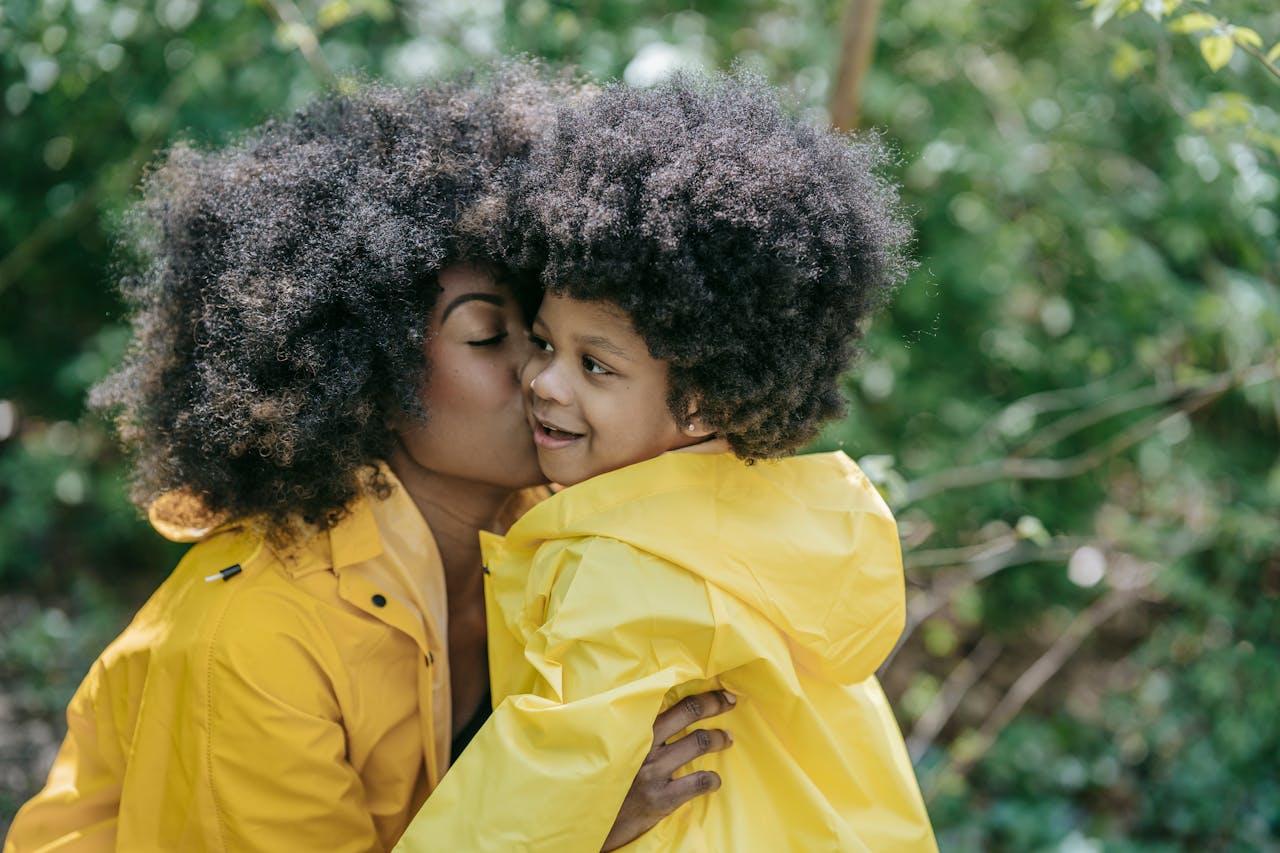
[{"x1": 399, "y1": 450, "x2": 936, "y2": 851}]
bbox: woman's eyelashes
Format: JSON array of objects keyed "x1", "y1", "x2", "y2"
[{"x1": 467, "y1": 330, "x2": 509, "y2": 347}]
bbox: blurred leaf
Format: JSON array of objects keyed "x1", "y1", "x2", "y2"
[
  {"x1": 1090, "y1": 0, "x2": 1128, "y2": 29},
  {"x1": 1230, "y1": 27, "x2": 1263, "y2": 51},
  {"x1": 1110, "y1": 40, "x2": 1147, "y2": 80},
  {"x1": 318, "y1": 0, "x2": 352, "y2": 30},
  {"x1": 1168, "y1": 12, "x2": 1221, "y2": 34},
  {"x1": 1200, "y1": 33, "x2": 1236, "y2": 71}
]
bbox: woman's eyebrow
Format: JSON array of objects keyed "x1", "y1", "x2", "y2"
[{"x1": 441, "y1": 292, "x2": 504, "y2": 322}]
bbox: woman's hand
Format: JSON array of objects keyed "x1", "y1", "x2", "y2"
[{"x1": 601, "y1": 690, "x2": 736, "y2": 852}]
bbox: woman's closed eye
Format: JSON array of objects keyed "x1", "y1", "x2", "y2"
[{"x1": 467, "y1": 330, "x2": 509, "y2": 347}]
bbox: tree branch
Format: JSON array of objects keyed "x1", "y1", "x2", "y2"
[
  {"x1": 906, "y1": 635, "x2": 1002, "y2": 762},
  {"x1": 958, "y1": 361, "x2": 1147, "y2": 462},
  {"x1": 904, "y1": 358, "x2": 1277, "y2": 504},
  {"x1": 829, "y1": 0, "x2": 882, "y2": 131},
  {"x1": 920, "y1": 587, "x2": 1140, "y2": 802},
  {"x1": 259, "y1": 0, "x2": 337, "y2": 87},
  {"x1": 881, "y1": 535, "x2": 1086, "y2": 672},
  {"x1": 1015, "y1": 372, "x2": 1206, "y2": 456},
  {"x1": 1237, "y1": 40, "x2": 1280, "y2": 84}
]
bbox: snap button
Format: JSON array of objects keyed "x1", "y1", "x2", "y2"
[
  {"x1": 481, "y1": 564, "x2": 490, "y2": 575},
  {"x1": 371, "y1": 593, "x2": 387, "y2": 607}
]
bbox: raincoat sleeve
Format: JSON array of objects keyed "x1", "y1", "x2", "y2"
[
  {"x1": 3, "y1": 664, "x2": 123, "y2": 852},
  {"x1": 395, "y1": 535, "x2": 719, "y2": 852},
  {"x1": 5, "y1": 595, "x2": 387, "y2": 853}
]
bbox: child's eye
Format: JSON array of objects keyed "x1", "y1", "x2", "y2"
[
  {"x1": 467, "y1": 331, "x2": 509, "y2": 347},
  {"x1": 529, "y1": 333, "x2": 553, "y2": 353},
  {"x1": 583, "y1": 355, "x2": 612, "y2": 376}
]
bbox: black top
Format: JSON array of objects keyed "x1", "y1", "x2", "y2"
[{"x1": 450, "y1": 691, "x2": 492, "y2": 763}]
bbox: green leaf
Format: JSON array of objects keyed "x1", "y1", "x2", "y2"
[
  {"x1": 1200, "y1": 33, "x2": 1235, "y2": 71},
  {"x1": 1187, "y1": 108, "x2": 1215, "y2": 130},
  {"x1": 274, "y1": 21, "x2": 314, "y2": 50},
  {"x1": 1142, "y1": 0, "x2": 1164, "y2": 21},
  {"x1": 1230, "y1": 27, "x2": 1263, "y2": 50},
  {"x1": 1110, "y1": 41, "x2": 1147, "y2": 80},
  {"x1": 1168, "y1": 12, "x2": 1220, "y2": 34},
  {"x1": 1091, "y1": 0, "x2": 1125, "y2": 28},
  {"x1": 318, "y1": 0, "x2": 352, "y2": 30},
  {"x1": 1214, "y1": 93, "x2": 1254, "y2": 125},
  {"x1": 1268, "y1": 42, "x2": 1280, "y2": 64}
]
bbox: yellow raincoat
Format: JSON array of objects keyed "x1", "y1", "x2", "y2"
[
  {"x1": 398, "y1": 450, "x2": 936, "y2": 852},
  {"x1": 5, "y1": 466, "x2": 538, "y2": 853}
]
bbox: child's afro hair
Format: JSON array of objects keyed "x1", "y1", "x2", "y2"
[
  {"x1": 495, "y1": 72, "x2": 913, "y2": 458},
  {"x1": 92, "y1": 61, "x2": 580, "y2": 532}
]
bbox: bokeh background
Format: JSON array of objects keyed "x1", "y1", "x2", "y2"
[{"x1": 2, "y1": 0, "x2": 1278, "y2": 848}]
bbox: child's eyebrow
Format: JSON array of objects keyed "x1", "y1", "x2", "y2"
[{"x1": 578, "y1": 335, "x2": 633, "y2": 361}]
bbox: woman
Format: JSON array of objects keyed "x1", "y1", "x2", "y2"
[{"x1": 4, "y1": 64, "x2": 731, "y2": 852}]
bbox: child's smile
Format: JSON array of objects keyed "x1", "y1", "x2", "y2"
[
  {"x1": 532, "y1": 417, "x2": 584, "y2": 448},
  {"x1": 523, "y1": 293, "x2": 710, "y2": 486}
]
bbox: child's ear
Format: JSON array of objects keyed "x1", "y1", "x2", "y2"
[{"x1": 681, "y1": 403, "x2": 715, "y2": 439}]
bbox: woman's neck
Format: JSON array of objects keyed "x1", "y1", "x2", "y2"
[{"x1": 386, "y1": 446, "x2": 515, "y2": 607}]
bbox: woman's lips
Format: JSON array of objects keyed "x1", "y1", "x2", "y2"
[{"x1": 533, "y1": 420, "x2": 583, "y2": 450}]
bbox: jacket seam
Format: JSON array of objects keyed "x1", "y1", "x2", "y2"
[{"x1": 203, "y1": 589, "x2": 236, "y2": 853}]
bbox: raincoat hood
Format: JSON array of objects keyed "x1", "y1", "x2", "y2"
[{"x1": 503, "y1": 450, "x2": 905, "y2": 683}]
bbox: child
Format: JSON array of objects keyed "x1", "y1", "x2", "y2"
[{"x1": 397, "y1": 73, "x2": 936, "y2": 851}]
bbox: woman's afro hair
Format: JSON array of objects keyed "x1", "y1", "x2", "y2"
[
  {"x1": 92, "y1": 61, "x2": 581, "y2": 532},
  {"x1": 495, "y1": 72, "x2": 913, "y2": 458}
]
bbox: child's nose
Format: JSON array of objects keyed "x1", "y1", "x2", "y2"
[{"x1": 527, "y1": 362, "x2": 571, "y2": 405}]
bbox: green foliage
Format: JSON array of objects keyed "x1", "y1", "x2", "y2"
[
  {"x1": 1, "y1": 0, "x2": 1277, "y2": 846},
  {"x1": 1085, "y1": 0, "x2": 1280, "y2": 155}
]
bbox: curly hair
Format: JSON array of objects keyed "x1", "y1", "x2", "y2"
[
  {"x1": 92, "y1": 61, "x2": 580, "y2": 532},
  {"x1": 494, "y1": 72, "x2": 913, "y2": 459}
]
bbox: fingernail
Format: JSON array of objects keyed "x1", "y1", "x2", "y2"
[
  {"x1": 723, "y1": 691, "x2": 736, "y2": 705},
  {"x1": 725, "y1": 730, "x2": 734, "y2": 745}
]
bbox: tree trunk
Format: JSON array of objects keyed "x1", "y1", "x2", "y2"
[{"x1": 829, "y1": 0, "x2": 883, "y2": 131}]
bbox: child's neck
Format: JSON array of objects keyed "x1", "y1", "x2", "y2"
[{"x1": 668, "y1": 436, "x2": 732, "y2": 456}]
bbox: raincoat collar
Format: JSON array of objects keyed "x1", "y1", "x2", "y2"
[{"x1": 147, "y1": 468, "x2": 398, "y2": 578}]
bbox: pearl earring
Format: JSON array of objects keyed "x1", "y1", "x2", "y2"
[{"x1": 686, "y1": 423, "x2": 696, "y2": 431}]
